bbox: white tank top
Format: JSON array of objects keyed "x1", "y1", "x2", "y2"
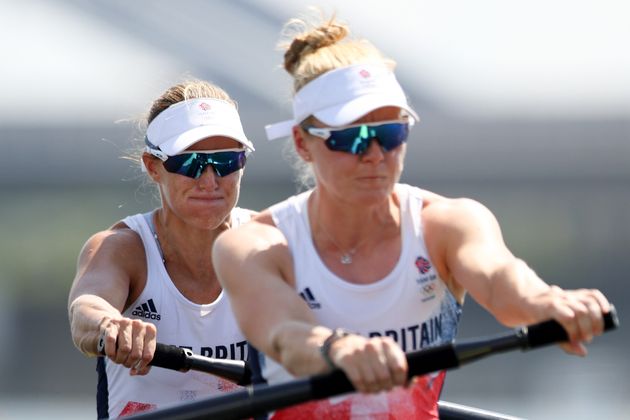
[
  {"x1": 264, "y1": 184, "x2": 462, "y2": 419},
  {"x1": 100, "y1": 208, "x2": 252, "y2": 418}
]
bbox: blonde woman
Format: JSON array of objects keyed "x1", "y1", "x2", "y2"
[
  {"x1": 214, "y1": 15, "x2": 610, "y2": 419},
  {"x1": 69, "y1": 79, "x2": 255, "y2": 418}
]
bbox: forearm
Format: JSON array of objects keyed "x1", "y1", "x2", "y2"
[
  {"x1": 269, "y1": 321, "x2": 333, "y2": 377},
  {"x1": 487, "y1": 258, "x2": 551, "y2": 327},
  {"x1": 68, "y1": 294, "x2": 123, "y2": 356}
]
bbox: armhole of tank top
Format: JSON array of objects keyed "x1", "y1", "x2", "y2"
[
  {"x1": 122, "y1": 211, "x2": 159, "y2": 313},
  {"x1": 408, "y1": 186, "x2": 464, "y2": 305}
]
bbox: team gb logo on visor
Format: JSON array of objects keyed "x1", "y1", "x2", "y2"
[{"x1": 198, "y1": 102, "x2": 211, "y2": 111}]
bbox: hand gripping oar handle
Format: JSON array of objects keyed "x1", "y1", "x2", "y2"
[
  {"x1": 454, "y1": 304, "x2": 619, "y2": 367},
  {"x1": 97, "y1": 337, "x2": 252, "y2": 386},
  {"x1": 130, "y1": 306, "x2": 618, "y2": 420},
  {"x1": 150, "y1": 343, "x2": 252, "y2": 386}
]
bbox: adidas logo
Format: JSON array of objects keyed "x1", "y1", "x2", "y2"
[
  {"x1": 132, "y1": 298, "x2": 162, "y2": 321},
  {"x1": 299, "y1": 287, "x2": 321, "y2": 309}
]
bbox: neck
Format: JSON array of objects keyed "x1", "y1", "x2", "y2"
[
  {"x1": 309, "y1": 189, "x2": 400, "y2": 264},
  {"x1": 153, "y1": 209, "x2": 229, "y2": 301}
]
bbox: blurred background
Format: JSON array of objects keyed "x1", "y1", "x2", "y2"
[{"x1": 1, "y1": 0, "x2": 628, "y2": 418}]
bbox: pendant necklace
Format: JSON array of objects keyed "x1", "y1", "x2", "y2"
[{"x1": 316, "y1": 218, "x2": 370, "y2": 265}]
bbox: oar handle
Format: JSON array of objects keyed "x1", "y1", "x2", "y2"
[
  {"x1": 97, "y1": 337, "x2": 252, "y2": 385},
  {"x1": 149, "y1": 342, "x2": 190, "y2": 371},
  {"x1": 525, "y1": 305, "x2": 619, "y2": 349}
]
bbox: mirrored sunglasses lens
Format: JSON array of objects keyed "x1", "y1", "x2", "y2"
[
  {"x1": 207, "y1": 152, "x2": 246, "y2": 177},
  {"x1": 377, "y1": 123, "x2": 409, "y2": 151},
  {"x1": 325, "y1": 123, "x2": 408, "y2": 155},
  {"x1": 163, "y1": 154, "x2": 204, "y2": 178},
  {"x1": 163, "y1": 152, "x2": 246, "y2": 179},
  {"x1": 326, "y1": 127, "x2": 369, "y2": 154}
]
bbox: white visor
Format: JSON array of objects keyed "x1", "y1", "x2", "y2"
[
  {"x1": 265, "y1": 63, "x2": 419, "y2": 140},
  {"x1": 146, "y1": 98, "x2": 254, "y2": 155}
]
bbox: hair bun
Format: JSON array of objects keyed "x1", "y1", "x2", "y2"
[{"x1": 284, "y1": 22, "x2": 348, "y2": 75}]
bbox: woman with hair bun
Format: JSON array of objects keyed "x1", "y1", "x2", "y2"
[{"x1": 214, "y1": 15, "x2": 610, "y2": 419}]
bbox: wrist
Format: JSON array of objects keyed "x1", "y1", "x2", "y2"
[{"x1": 320, "y1": 328, "x2": 352, "y2": 370}]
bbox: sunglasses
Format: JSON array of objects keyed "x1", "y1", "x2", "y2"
[
  {"x1": 147, "y1": 148, "x2": 247, "y2": 179},
  {"x1": 302, "y1": 120, "x2": 412, "y2": 155}
]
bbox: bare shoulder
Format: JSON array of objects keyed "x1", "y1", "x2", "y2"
[
  {"x1": 422, "y1": 194, "x2": 499, "y2": 233},
  {"x1": 70, "y1": 222, "x2": 147, "y2": 309},
  {"x1": 78, "y1": 222, "x2": 146, "y2": 276},
  {"x1": 215, "y1": 210, "x2": 287, "y2": 255},
  {"x1": 84, "y1": 222, "x2": 142, "y2": 253}
]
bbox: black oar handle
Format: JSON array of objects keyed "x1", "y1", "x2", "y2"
[
  {"x1": 97, "y1": 337, "x2": 252, "y2": 386},
  {"x1": 525, "y1": 305, "x2": 618, "y2": 349},
  {"x1": 150, "y1": 343, "x2": 190, "y2": 371}
]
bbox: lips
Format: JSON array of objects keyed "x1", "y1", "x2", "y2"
[{"x1": 189, "y1": 195, "x2": 224, "y2": 201}]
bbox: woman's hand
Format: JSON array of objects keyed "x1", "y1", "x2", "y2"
[
  {"x1": 527, "y1": 286, "x2": 610, "y2": 356},
  {"x1": 99, "y1": 316, "x2": 158, "y2": 375},
  {"x1": 327, "y1": 334, "x2": 408, "y2": 394}
]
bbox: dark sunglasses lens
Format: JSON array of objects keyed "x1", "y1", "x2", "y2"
[
  {"x1": 325, "y1": 123, "x2": 409, "y2": 155},
  {"x1": 163, "y1": 154, "x2": 204, "y2": 178},
  {"x1": 163, "y1": 151, "x2": 246, "y2": 179},
  {"x1": 208, "y1": 151, "x2": 247, "y2": 177},
  {"x1": 376, "y1": 123, "x2": 409, "y2": 151},
  {"x1": 325, "y1": 126, "x2": 369, "y2": 154}
]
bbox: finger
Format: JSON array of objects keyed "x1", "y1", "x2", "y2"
[
  {"x1": 358, "y1": 342, "x2": 391, "y2": 393},
  {"x1": 381, "y1": 339, "x2": 407, "y2": 387},
  {"x1": 114, "y1": 319, "x2": 133, "y2": 365},
  {"x1": 143, "y1": 323, "x2": 158, "y2": 363},
  {"x1": 132, "y1": 365, "x2": 152, "y2": 376},
  {"x1": 356, "y1": 362, "x2": 380, "y2": 394},
  {"x1": 552, "y1": 304, "x2": 580, "y2": 344},
  {"x1": 333, "y1": 337, "x2": 378, "y2": 394},
  {"x1": 560, "y1": 341, "x2": 587, "y2": 357},
  {"x1": 586, "y1": 290, "x2": 609, "y2": 335},
  {"x1": 128, "y1": 320, "x2": 147, "y2": 371},
  {"x1": 572, "y1": 301, "x2": 594, "y2": 344},
  {"x1": 102, "y1": 322, "x2": 119, "y2": 358},
  {"x1": 338, "y1": 357, "x2": 365, "y2": 393},
  {"x1": 584, "y1": 288, "x2": 610, "y2": 314}
]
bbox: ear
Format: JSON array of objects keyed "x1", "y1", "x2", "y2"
[
  {"x1": 141, "y1": 153, "x2": 162, "y2": 182},
  {"x1": 292, "y1": 125, "x2": 312, "y2": 162}
]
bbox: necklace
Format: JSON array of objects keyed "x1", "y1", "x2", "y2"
[
  {"x1": 315, "y1": 218, "x2": 370, "y2": 265},
  {"x1": 151, "y1": 212, "x2": 167, "y2": 265}
]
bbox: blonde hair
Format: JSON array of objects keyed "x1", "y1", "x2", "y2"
[
  {"x1": 279, "y1": 13, "x2": 395, "y2": 190},
  {"x1": 280, "y1": 13, "x2": 395, "y2": 93},
  {"x1": 146, "y1": 79, "x2": 236, "y2": 125}
]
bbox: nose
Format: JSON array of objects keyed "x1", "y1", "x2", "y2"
[
  {"x1": 360, "y1": 138, "x2": 385, "y2": 162},
  {"x1": 197, "y1": 164, "x2": 219, "y2": 190}
]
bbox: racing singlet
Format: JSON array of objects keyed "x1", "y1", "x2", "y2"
[
  {"x1": 265, "y1": 183, "x2": 462, "y2": 419},
  {"x1": 96, "y1": 208, "x2": 252, "y2": 419}
]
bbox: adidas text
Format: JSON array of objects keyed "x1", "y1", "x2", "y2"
[{"x1": 131, "y1": 310, "x2": 161, "y2": 321}]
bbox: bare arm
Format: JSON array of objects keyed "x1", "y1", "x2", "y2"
[
  {"x1": 426, "y1": 198, "x2": 610, "y2": 355},
  {"x1": 68, "y1": 228, "x2": 156, "y2": 374},
  {"x1": 213, "y1": 219, "x2": 407, "y2": 393}
]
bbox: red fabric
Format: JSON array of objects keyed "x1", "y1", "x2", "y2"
[
  {"x1": 119, "y1": 401, "x2": 157, "y2": 417},
  {"x1": 271, "y1": 372, "x2": 445, "y2": 420}
]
